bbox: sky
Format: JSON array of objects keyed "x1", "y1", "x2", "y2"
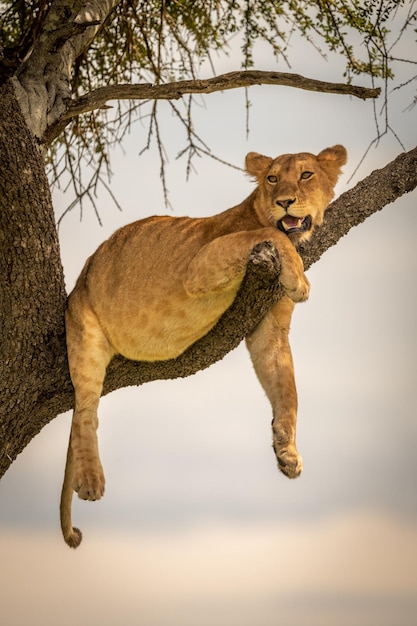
[{"x1": 1, "y1": 12, "x2": 417, "y2": 626}]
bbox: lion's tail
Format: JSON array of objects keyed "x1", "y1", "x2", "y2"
[{"x1": 60, "y1": 438, "x2": 83, "y2": 549}]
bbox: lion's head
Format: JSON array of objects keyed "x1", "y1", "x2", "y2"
[{"x1": 246, "y1": 145, "x2": 347, "y2": 245}]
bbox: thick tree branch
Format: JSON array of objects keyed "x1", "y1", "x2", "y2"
[
  {"x1": 103, "y1": 243, "x2": 284, "y2": 395},
  {"x1": 101, "y1": 145, "x2": 417, "y2": 395},
  {"x1": 300, "y1": 145, "x2": 417, "y2": 270},
  {"x1": 44, "y1": 70, "x2": 380, "y2": 143}
]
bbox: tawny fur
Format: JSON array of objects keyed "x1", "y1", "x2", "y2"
[{"x1": 61, "y1": 145, "x2": 347, "y2": 547}]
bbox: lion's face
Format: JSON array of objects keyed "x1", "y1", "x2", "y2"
[{"x1": 246, "y1": 145, "x2": 347, "y2": 245}]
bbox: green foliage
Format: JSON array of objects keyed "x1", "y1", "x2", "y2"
[{"x1": 2, "y1": 1, "x2": 414, "y2": 90}]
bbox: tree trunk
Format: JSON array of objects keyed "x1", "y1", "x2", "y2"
[{"x1": 0, "y1": 80, "x2": 69, "y2": 476}]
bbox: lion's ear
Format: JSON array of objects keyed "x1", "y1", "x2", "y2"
[
  {"x1": 317, "y1": 145, "x2": 347, "y2": 187},
  {"x1": 317, "y1": 145, "x2": 347, "y2": 165},
  {"x1": 245, "y1": 152, "x2": 273, "y2": 178}
]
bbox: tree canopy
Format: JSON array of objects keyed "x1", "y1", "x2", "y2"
[{"x1": 1, "y1": 1, "x2": 415, "y2": 210}]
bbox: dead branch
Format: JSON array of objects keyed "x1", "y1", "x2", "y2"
[{"x1": 44, "y1": 70, "x2": 380, "y2": 143}]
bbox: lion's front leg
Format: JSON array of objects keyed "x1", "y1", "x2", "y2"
[
  {"x1": 246, "y1": 297, "x2": 302, "y2": 478},
  {"x1": 183, "y1": 229, "x2": 309, "y2": 302}
]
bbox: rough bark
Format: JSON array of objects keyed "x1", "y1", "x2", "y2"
[
  {"x1": 0, "y1": 81, "x2": 67, "y2": 473},
  {"x1": 299, "y1": 145, "x2": 417, "y2": 270}
]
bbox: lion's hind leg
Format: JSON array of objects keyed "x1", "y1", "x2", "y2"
[{"x1": 61, "y1": 297, "x2": 113, "y2": 547}]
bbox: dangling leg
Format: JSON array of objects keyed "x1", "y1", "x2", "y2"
[
  {"x1": 61, "y1": 297, "x2": 114, "y2": 547},
  {"x1": 65, "y1": 299, "x2": 114, "y2": 501},
  {"x1": 246, "y1": 296, "x2": 302, "y2": 478}
]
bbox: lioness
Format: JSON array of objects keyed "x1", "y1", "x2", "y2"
[{"x1": 61, "y1": 145, "x2": 347, "y2": 547}]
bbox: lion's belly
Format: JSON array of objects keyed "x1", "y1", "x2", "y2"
[
  {"x1": 84, "y1": 214, "x2": 244, "y2": 361},
  {"x1": 97, "y1": 288, "x2": 237, "y2": 362}
]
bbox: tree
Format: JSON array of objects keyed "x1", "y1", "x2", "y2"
[{"x1": 0, "y1": 0, "x2": 416, "y2": 481}]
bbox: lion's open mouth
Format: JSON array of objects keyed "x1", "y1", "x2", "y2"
[{"x1": 277, "y1": 215, "x2": 312, "y2": 235}]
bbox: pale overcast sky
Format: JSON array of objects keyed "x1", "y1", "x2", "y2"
[{"x1": 1, "y1": 18, "x2": 416, "y2": 626}]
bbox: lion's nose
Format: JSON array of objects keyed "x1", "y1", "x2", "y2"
[{"x1": 276, "y1": 198, "x2": 296, "y2": 210}]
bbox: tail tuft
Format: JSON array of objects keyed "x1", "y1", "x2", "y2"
[{"x1": 64, "y1": 527, "x2": 83, "y2": 549}]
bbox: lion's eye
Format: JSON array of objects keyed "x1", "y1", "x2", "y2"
[
  {"x1": 300, "y1": 171, "x2": 313, "y2": 180},
  {"x1": 267, "y1": 175, "x2": 278, "y2": 183}
]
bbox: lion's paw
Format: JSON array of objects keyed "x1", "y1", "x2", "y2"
[
  {"x1": 72, "y1": 462, "x2": 105, "y2": 501},
  {"x1": 282, "y1": 273, "x2": 310, "y2": 303},
  {"x1": 249, "y1": 241, "x2": 280, "y2": 272},
  {"x1": 275, "y1": 446, "x2": 303, "y2": 479}
]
